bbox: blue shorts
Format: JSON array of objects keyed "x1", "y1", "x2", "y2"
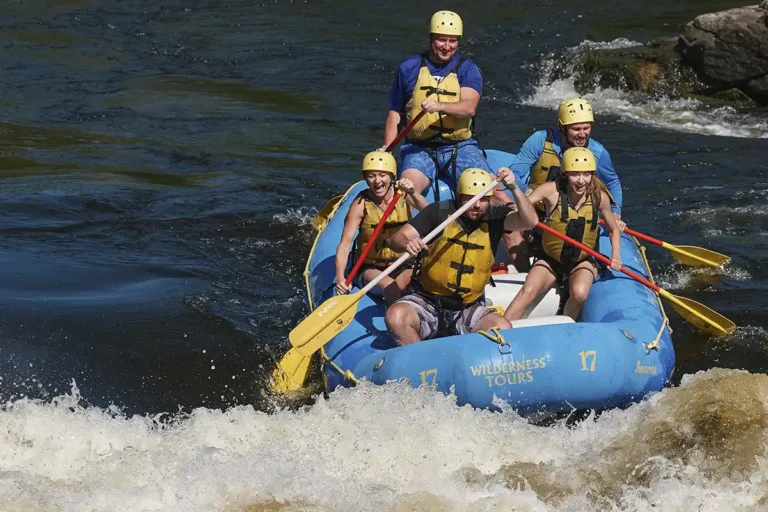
[{"x1": 399, "y1": 139, "x2": 495, "y2": 189}]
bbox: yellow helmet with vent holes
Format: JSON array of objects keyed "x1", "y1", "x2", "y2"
[
  {"x1": 558, "y1": 98, "x2": 594, "y2": 126},
  {"x1": 457, "y1": 168, "x2": 494, "y2": 196},
  {"x1": 430, "y1": 11, "x2": 463, "y2": 37},
  {"x1": 562, "y1": 147, "x2": 597, "y2": 173},
  {"x1": 361, "y1": 151, "x2": 397, "y2": 177}
]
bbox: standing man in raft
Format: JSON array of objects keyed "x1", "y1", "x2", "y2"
[{"x1": 381, "y1": 11, "x2": 513, "y2": 207}]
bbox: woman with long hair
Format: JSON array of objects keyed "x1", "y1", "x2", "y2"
[{"x1": 503, "y1": 147, "x2": 623, "y2": 321}]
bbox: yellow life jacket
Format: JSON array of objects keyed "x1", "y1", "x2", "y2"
[
  {"x1": 404, "y1": 56, "x2": 472, "y2": 143},
  {"x1": 419, "y1": 215, "x2": 493, "y2": 305},
  {"x1": 356, "y1": 191, "x2": 411, "y2": 269},
  {"x1": 530, "y1": 128, "x2": 563, "y2": 190},
  {"x1": 541, "y1": 188, "x2": 599, "y2": 266}
]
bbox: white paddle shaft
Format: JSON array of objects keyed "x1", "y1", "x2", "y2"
[{"x1": 359, "y1": 179, "x2": 500, "y2": 295}]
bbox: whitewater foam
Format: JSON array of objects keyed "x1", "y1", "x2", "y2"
[
  {"x1": 523, "y1": 40, "x2": 768, "y2": 139},
  {"x1": 1, "y1": 372, "x2": 767, "y2": 511},
  {"x1": 657, "y1": 264, "x2": 750, "y2": 290}
]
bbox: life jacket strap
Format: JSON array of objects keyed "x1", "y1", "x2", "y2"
[
  {"x1": 446, "y1": 237, "x2": 484, "y2": 250},
  {"x1": 450, "y1": 261, "x2": 475, "y2": 274},
  {"x1": 420, "y1": 85, "x2": 457, "y2": 96},
  {"x1": 446, "y1": 282, "x2": 472, "y2": 294}
]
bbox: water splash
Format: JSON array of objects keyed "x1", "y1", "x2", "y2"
[
  {"x1": 523, "y1": 40, "x2": 768, "y2": 139},
  {"x1": 271, "y1": 207, "x2": 318, "y2": 227},
  {"x1": 2, "y1": 372, "x2": 768, "y2": 511},
  {"x1": 657, "y1": 265, "x2": 750, "y2": 290}
]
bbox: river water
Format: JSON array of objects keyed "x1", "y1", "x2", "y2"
[{"x1": 1, "y1": 0, "x2": 767, "y2": 510}]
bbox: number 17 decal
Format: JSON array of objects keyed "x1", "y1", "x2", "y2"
[
  {"x1": 419, "y1": 369, "x2": 438, "y2": 386},
  {"x1": 579, "y1": 351, "x2": 597, "y2": 371}
]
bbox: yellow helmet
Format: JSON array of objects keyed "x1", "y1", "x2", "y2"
[
  {"x1": 361, "y1": 151, "x2": 397, "y2": 177},
  {"x1": 562, "y1": 147, "x2": 597, "y2": 173},
  {"x1": 430, "y1": 11, "x2": 463, "y2": 37},
  {"x1": 558, "y1": 98, "x2": 594, "y2": 126},
  {"x1": 457, "y1": 168, "x2": 493, "y2": 196}
]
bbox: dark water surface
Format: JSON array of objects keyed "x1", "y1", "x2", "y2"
[
  {"x1": 1, "y1": 0, "x2": 764, "y2": 412},
  {"x1": 1, "y1": 1, "x2": 768, "y2": 508}
]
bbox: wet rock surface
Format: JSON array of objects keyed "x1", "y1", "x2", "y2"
[{"x1": 561, "y1": 4, "x2": 768, "y2": 106}]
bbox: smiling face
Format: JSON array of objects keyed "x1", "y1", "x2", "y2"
[
  {"x1": 429, "y1": 34, "x2": 460, "y2": 63},
  {"x1": 566, "y1": 171, "x2": 594, "y2": 196},
  {"x1": 364, "y1": 171, "x2": 393, "y2": 198},
  {"x1": 459, "y1": 194, "x2": 491, "y2": 221},
  {"x1": 563, "y1": 122, "x2": 592, "y2": 148}
]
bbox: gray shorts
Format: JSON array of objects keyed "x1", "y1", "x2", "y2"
[{"x1": 395, "y1": 291, "x2": 494, "y2": 340}]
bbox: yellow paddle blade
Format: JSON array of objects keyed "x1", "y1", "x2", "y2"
[
  {"x1": 665, "y1": 243, "x2": 731, "y2": 268},
  {"x1": 269, "y1": 349, "x2": 313, "y2": 394},
  {"x1": 312, "y1": 195, "x2": 343, "y2": 231},
  {"x1": 659, "y1": 289, "x2": 736, "y2": 336},
  {"x1": 289, "y1": 291, "x2": 363, "y2": 356}
]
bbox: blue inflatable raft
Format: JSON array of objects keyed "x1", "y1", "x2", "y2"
[{"x1": 304, "y1": 150, "x2": 674, "y2": 414}]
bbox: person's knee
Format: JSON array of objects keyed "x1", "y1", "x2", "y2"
[
  {"x1": 401, "y1": 168, "x2": 430, "y2": 192},
  {"x1": 569, "y1": 283, "x2": 591, "y2": 304},
  {"x1": 493, "y1": 314, "x2": 512, "y2": 330},
  {"x1": 385, "y1": 303, "x2": 414, "y2": 331}
]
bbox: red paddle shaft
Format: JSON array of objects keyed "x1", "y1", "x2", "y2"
[
  {"x1": 345, "y1": 192, "x2": 401, "y2": 286},
  {"x1": 536, "y1": 222, "x2": 660, "y2": 293},
  {"x1": 597, "y1": 218, "x2": 662, "y2": 248},
  {"x1": 345, "y1": 110, "x2": 427, "y2": 286}
]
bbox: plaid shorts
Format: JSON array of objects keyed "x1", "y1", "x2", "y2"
[{"x1": 395, "y1": 291, "x2": 494, "y2": 340}]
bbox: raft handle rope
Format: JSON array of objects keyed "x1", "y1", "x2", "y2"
[
  {"x1": 320, "y1": 348, "x2": 360, "y2": 384},
  {"x1": 477, "y1": 326, "x2": 511, "y2": 353},
  {"x1": 636, "y1": 242, "x2": 670, "y2": 353}
]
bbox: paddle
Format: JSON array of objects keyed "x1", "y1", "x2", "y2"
[
  {"x1": 290, "y1": 178, "x2": 500, "y2": 357},
  {"x1": 536, "y1": 221, "x2": 736, "y2": 336},
  {"x1": 598, "y1": 219, "x2": 730, "y2": 268},
  {"x1": 312, "y1": 195, "x2": 343, "y2": 231},
  {"x1": 271, "y1": 110, "x2": 429, "y2": 393},
  {"x1": 269, "y1": 347, "x2": 311, "y2": 394}
]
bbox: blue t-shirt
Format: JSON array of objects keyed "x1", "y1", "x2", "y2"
[
  {"x1": 509, "y1": 129, "x2": 623, "y2": 214},
  {"x1": 387, "y1": 53, "x2": 483, "y2": 113}
]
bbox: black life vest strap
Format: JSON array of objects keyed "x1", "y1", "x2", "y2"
[
  {"x1": 446, "y1": 282, "x2": 471, "y2": 294},
  {"x1": 447, "y1": 237, "x2": 484, "y2": 250},
  {"x1": 560, "y1": 189, "x2": 599, "y2": 229},
  {"x1": 559, "y1": 190, "x2": 569, "y2": 222},
  {"x1": 450, "y1": 261, "x2": 475, "y2": 274}
]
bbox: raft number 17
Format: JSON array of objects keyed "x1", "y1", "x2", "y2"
[
  {"x1": 419, "y1": 369, "x2": 437, "y2": 386},
  {"x1": 578, "y1": 351, "x2": 596, "y2": 372}
]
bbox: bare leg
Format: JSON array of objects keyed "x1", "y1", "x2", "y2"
[
  {"x1": 473, "y1": 311, "x2": 512, "y2": 332},
  {"x1": 361, "y1": 268, "x2": 396, "y2": 301},
  {"x1": 503, "y1": 261, "x2": 557, "y2": 321},
  {"x1": 385, "y1": 302, "x2": 422, "y2": 345},
  {"x1": 562, "y1": 261, "x2": 597, "y2": 321},
  {"x1": 504, "y1": 230, "x2": 530, "y2": 272},
  {"x1": 393, "y1": 268, "x2": 413, "y2": 294},
  {"x1": 380, "y1": 268, "x2": 413, "y2": 305},
  {"x1": 401, "y1": 168, "x2": 430, "y2": 194}
]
